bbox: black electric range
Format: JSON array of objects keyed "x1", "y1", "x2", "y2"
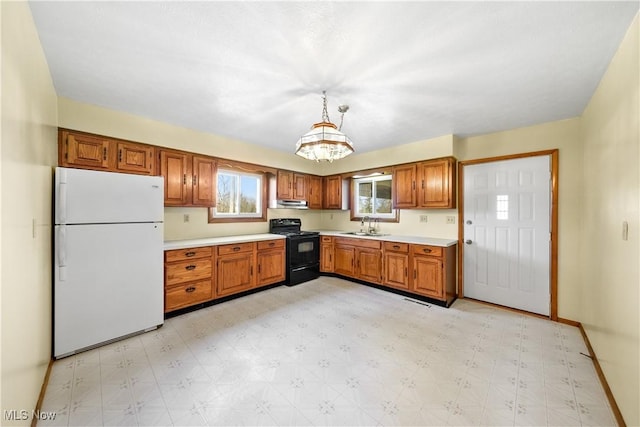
[{"x1": 269, "y1": 218, "x2": 320, "y2": 286}]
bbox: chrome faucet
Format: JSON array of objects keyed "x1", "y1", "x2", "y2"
[
  {"x1": 361, "y1": 216, "x2": 370, "y2": 233},
  {"x1": 372, "y1": 218, "x2": 379, "y2": 234}
]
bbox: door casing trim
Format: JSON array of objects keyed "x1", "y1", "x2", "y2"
[{"x1": 457, "y1": 149, "x2": 559, "y2": 321}]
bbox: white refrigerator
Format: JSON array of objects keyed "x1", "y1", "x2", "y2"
[{"x1": 54, "y1": 167, "x2": 164, "y2": 358}]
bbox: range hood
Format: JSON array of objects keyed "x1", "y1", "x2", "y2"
[
  {"x1": 275, "y1": 200, "x2": 309, "y2": 209},
  {"x1": 273, "y1": 199, "x2": 308, "y2": 209},
  {"x1": 267, "y1": 175, "x2": 308, "y2": 209}
]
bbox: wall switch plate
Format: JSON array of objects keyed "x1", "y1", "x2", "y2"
[
  {"x1": 419, "y1": 215, "x2": 428, "y2": 223},
  {"x1": 184, "y1": 214, "x2": 190, "y2": 223},
  {"x1": 446, "y1": 216, "x2": 456, "y2": 224}
]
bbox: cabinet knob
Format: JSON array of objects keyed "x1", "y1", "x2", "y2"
[
  {"x1": 185, "y1": 286, "x2": 196, "y2": 293},
  {"x1": 185, "y1": 265, "x2": 196, "y2": 270},
  {"x1": 233, "y1": 246, "x2": 241, "y2": 251},
  {"x1": 423, "y1": 248, "x2": 432, "y2": 253},
  {"x1": 393, "y1": 245, "x2": 400, "y2": 249},
  {"x1": 185, "y1": 251, "x2": 196, "y2": 257}
]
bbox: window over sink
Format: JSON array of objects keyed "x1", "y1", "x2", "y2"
[{"x1": 352, "y1": 175, "x2": 398, "y2": 221}]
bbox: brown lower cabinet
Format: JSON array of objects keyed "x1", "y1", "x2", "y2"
[
  {"x1": 163, "y1": 238, "x2": 285, "y2": 313},
  {"x1": 333, "y1": 237, "x2": 382, "y2": 284},
  {"x1": 256, "y1": 239, "x2": 286, "y2": 287},
  {"x1": 383, "y1": 242, "x2": 410, "y2": 290},
  {"x1": 164, "y1": 247, "x2": 214, "y2": 313},
  {"x1": 326, "y1": 236, "x2": 457, "y2": 306},
  {"x1": 320, "y1": 236, "x2": 334, "y2": 272},
  {"x1": 217, "y1": 243, "x2": 255, "y2": 298}
]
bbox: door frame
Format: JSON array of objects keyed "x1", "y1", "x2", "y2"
[{"x1": 457, "y1": 149, "x2": 559, "y2": 320}]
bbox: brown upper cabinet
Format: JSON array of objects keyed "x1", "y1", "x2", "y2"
[
  {"x1": 323, "y1": 175, "x2": 348, "y2": 209},
  {"x1": 393, "y1": 157, "x2": 456, "y2": 209},
  {"x1": 59, "y1": 129, "x2": 155, "y2": 175},
  {"x1": 392, "y1": 163, "x2": 417, "y2": 208},
  {"x1": 276, "y1": 170, "x2": 306, "y2": 200},
  {"x1": 116, "y1": 142, "x2": 155, "y2": 175},
  {"x1": 417, "y1": 158, "x2": 456, "y2": 208},
  {"x1": 159, "y1": 149, "x2": 216, "y2": 207},
  {"x1": 307, "y1": 175, "x2": 323, "y2": 209}
]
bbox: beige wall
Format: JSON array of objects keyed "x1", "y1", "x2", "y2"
[
  {"x1": 58, "y1": 98, "x2": 328, "y2": 239},
  {"x1": 58, "y1": 98, "x2": 462, "y2": 240},
  {"x1": 58, "y1": 97, "x2": 320, "y2": 175},
  {"x1": 457, "y1": 118, "x2": 583, "y2": 321},
  {"x1": 318, "y1": 134, "x2": 455, "y2": 176},
  {"x1": 34, "y1": 10, "x2": 640, "y2": 425},
  {"x1": 58, "y1": 101, "x2": 585, "y2": 314},
  {"x1": 1, "y1": 2, "x2": 59, "y2": 425},
  {"x1": 580, "y1": 14, "x2": 639, "y2": 426}
]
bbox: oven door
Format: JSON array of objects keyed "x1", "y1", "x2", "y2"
[{"x1": 289, "y1": 235, "x2": 320, "y2": 268}]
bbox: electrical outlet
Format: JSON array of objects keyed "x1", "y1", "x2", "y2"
[
  {"x1": 183, "y1": 214, "x2": 190, "y2": 223},
  {"x1": 446, "y1": 216, "x2": 456, "y2": 224},
  {"x1": 419, "y1": 215, "x2": 428, "y2": 223}
]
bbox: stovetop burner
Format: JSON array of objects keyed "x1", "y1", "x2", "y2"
[
  {"x1": 269, "y1": 218, "x2": 318, "y2": 237},
  {"x1": 272, "y1": 230, "x2": 320, "y2": 237}
]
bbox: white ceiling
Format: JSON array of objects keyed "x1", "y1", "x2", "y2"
[{"x1": 29, "y1": 1, "x2": 639, "y2": 155}]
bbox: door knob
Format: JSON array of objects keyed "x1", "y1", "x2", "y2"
[
  {"x1": 466, "y1": 220, "x2": 472, "y2": 225},
  {"x1": 465, "y1": 240, "x2": 473, "y2": 245}
]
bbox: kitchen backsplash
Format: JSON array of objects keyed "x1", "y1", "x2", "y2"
[
  {"x1": 164, "y1": 207, "x2": 457, "y2": 241},
  {"x1": 163, "y1": 207, "x2": 324, "y2": 240},
  {"x1": 321, "y1": 209, "x2": 458, "y2": 239}
]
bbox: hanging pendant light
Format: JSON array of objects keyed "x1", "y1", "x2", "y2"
[{"x1": 295, "y1": 91, "x2": 354, "y2": 162}]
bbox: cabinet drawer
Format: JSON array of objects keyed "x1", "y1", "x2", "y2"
[
  {"x1": 165, "y1": 279, "x2": 212, "y2": 312},
  {"x1": 257, "y1": 239, "x2": 285, "y2": 250},
  {"x1": 383, "y1": 242, "x2": 409, "y2": 253},
  {"x1": 165, "y1": 259, "x2": 212, "y2": 286},
  {"x1": 321, "y1": 236, "x2": 333, "y2": 243},
  {"x1": 165, "y1": 246, "x2": 212, "y2": 262},
  {"x1": 217, "y1": 242, "x2": 254, "y2": 255},
  {"x1": 336, "y1": 237, "x2": 381, "y2": 250},
  {"x1": 411, "y1": 245, "x2": 443, "y2": 257}
]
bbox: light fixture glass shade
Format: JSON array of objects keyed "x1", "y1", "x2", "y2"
[{"x1": 295, "y1": 122, "x2": 354, "y2": 162}]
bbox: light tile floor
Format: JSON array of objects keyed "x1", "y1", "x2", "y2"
[{"x1": 39, "y1": 277, "x2": 616, "y2": 426}]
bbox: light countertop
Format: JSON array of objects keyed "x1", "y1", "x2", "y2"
[
  {"x1": 314, "y1": 230, "x2": 458, "y2": 247},
  {"x1": 164, "y1": 231, "x2": 457, "y2": 251},
  {"x1": 164, "y1": 233, "x2": 285, "y2": 251}
]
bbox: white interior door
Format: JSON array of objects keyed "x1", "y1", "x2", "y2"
[{"x1": 463, "y1": 155, "x2": 551, "y2": 315}]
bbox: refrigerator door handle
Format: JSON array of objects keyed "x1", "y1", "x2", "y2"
[
  {"x1": 57, "y1": 225, "x2": 68, "y2": 282},
  {"x1": 58, "y1": 225, "x2": 67, "y2": 267},
  {"x1": 58, "y1": 182, "x2": 67, "y2": 224}
]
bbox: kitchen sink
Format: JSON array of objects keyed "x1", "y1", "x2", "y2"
[{"x1": 340, "y1": 231, "x2": 390, "y2": 237}]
